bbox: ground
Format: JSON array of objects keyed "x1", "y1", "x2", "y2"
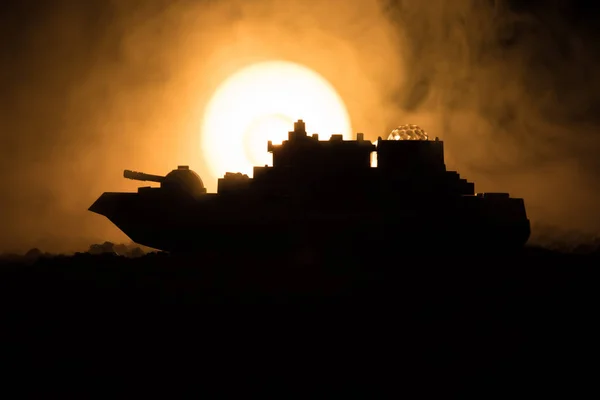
[{"x1": 0, "y1": 246, "x2": 597, "y2": 396}]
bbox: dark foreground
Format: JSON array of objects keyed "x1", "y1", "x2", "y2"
[{"x1": 0, "y1": 246, "x2": 598, "y2": 396}]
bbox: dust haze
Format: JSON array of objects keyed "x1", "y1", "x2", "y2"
[{"x1": 0, "y1": 0, "x2": 598, "y2": 253}]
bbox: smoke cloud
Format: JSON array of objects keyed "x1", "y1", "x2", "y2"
[
  {"x1": 387, "y1": 0, "x2": 600, "y2": 243},
  {"x1": 0, "y1": 0, "x2": 599, "y2": 252}
]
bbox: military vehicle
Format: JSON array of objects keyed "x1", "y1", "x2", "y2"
[{"x1": 89, "y1": 120, "x2": 530, "y2": 254}]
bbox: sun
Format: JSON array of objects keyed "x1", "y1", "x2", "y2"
[{"x1": 201, "y1": 61, "x2": 352, "y2": 182}]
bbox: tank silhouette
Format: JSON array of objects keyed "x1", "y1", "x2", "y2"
[{"x1": 89, "y1": 120, "x2": 531, "y2": 253}]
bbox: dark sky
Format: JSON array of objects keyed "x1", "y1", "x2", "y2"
[{"x1": 1, "y1": 0, "x2": 600, "y2": 252}]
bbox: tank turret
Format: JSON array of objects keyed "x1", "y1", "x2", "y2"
[{"x1": 124, "y1": 166, "x2": 207, "y2": 196}]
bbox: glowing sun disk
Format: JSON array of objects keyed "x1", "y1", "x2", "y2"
[{"x1": 201, "y1": 61, "x2": 352, "y2": 182}]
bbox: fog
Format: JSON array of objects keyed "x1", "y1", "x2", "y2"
[{"x1": 1, "y1": 0, "x2": 599, "y2": 253}]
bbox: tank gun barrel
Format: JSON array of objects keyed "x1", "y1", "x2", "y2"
[{"x1": 124, "y1": 169, "x2": 165, "y2": 183}]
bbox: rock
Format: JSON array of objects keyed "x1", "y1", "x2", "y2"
[
  {"x1": 88, "y1": 241, "x2": 117, "y2": 255},
  {"x1": 130, "y1": 247, "x2": 145, "y2": 258},
  {"x1": 25, "y1": 248, "x2": 43, "y2": 258}
]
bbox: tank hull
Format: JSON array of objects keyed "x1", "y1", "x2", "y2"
[{"x1": 89, "y1": 192, "x2": 531, "y2": 254}]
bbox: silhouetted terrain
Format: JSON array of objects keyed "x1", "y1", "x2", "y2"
[{"x1": 0, "y1": 243, "x2": 597, "y2": 396}]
